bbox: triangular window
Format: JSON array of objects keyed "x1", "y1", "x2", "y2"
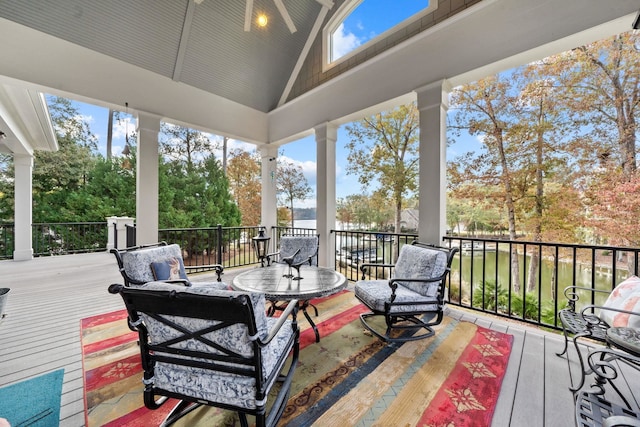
[{"x1": 324, "y1": 0, "x2": 435, "y2": 70}]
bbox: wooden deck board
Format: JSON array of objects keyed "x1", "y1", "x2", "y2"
[{"x1": 0, "y1": 252, "x2": 637, "y2": 426}]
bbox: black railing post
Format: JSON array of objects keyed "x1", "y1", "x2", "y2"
[
  {"x1": 126, "y1": 224, "x2": 136, "y2": 247},
  {"x1": 113, "y1": 222, "x2": 118, "y2": 249},
  {"x1": 216, "y1": 224, "x2": 223, "y2": 265}
]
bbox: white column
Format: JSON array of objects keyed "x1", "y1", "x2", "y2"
[
  {"x1": 415, "y1": 80, "x2": 450, "y2": 245},
  {"x1": 13, "y1": 154, "x2": 33, "y2": 261},
  {"x1": 315, "y1": 123, "x2": 337, "y2": 268},
  {"x1": 136, "y1": 112, "x2": 161, "y2": 245},
  {"x1": 259, "y1": 145, "x2": 278, "y2": 237}
]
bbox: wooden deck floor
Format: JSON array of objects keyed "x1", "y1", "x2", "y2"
[{"x1": 0, "y1": 252, "x2": 635, "y2": 426}]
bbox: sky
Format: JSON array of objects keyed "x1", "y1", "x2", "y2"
[{"x1": 68, "y1": 1, "x2": 479, "y2": 209}]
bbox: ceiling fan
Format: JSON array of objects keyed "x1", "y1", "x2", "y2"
[{"x1": 194, "y1": 0, "x2": 333, "y2": 34}]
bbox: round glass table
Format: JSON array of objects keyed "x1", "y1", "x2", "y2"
[{"x1": 232, "y1": 264, "x2": 348, "y2": 342}]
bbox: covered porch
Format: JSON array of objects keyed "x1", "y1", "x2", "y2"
[
  {"x1": 0, "y1": 1, "x2": 638, "y2": 262},
  {"x1": 0, "y1": 252, "x2": 627, "y2": 426}
]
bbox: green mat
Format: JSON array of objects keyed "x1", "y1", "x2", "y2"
[{"x1": 0, "y1": 369, "x2": 64, "y2": 427}]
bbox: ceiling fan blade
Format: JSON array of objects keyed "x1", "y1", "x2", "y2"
[
  {"x1": 274, "y1": 0, "x2": 297, "y2": 33},
  {"x1": 244, "y1": 0, "x2": 253, "y2": 31}
]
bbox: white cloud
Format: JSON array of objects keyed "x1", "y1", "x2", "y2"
[
  {"x1": 279, "y1": 155, "x2": 317, "y2": 189},
  {"x1": 332, "y1": 23, "x2": 361, "y2": 60},
  {"x1": 113, "y1": 117, "x2": 134, "y2": 141}
]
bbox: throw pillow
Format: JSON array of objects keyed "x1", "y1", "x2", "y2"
[
  {"x1": 601, "y1": 275, "x2": 640, "y2": 327},
  {"x1": 150, "y1": 257, "x2": 188, "y2": 281}
]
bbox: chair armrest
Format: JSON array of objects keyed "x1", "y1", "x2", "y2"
[
  {"x1": 255, "y1": 299, "x2": 298, "y2": 346},
  {"x1": 580, "y1": 305, "x2": 640, "y2": 326},
  {"x1": 360, "y1": 263, "x2": 394, "y2": 279},
  {"x1": 184, "y1": 263, "x2": 224, "y2": 281},
  {"x1": 563, "y1": 286, "x2": 611, "y2": 308},
  {"x1": 161, "y1": 279, "x2": 191, "y2": 286},
  {"x1": 108, "y1": 283, "x2": 125, "y2": 294},
  {"x1": 265, "y1": 251, "x2": 280, "y2": 266}
]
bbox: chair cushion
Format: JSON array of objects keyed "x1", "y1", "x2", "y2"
[
  {"x1": 355, "y1": 280, "x2": 440, "y2": 314},
  {"x1": 601, "y1": 275, "x2": 640, "y2": 328},
  {"x1": 138, "y1": 282, "x2": 294, "y2": 410},
  {"x1": 279, "y1": 236, "x2": 318, "y2": 266},
  {"x1": 121, "y1": 244, "x2": 184, "y2": 284},
  {"x1": 150, "y1": 257, "x2": 188, "y2": 281},
  {"x1": 393, "y1": 244, "x2": 448, "y2": 297}
]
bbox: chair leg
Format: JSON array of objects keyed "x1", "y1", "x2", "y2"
[
  {"x1": 239, "y1": 413, "x2": 249, "y2": 427},
  {"x1": 556, "y1": 323, "x2": 571, "y2": 357},
  {"x1": 570, "y1": 333, "x2": 592, "y2": 392},
  {"x1": 359, "y1": 312, "x2": 436, "y2": 343},
  {"x1": 160, "y1": 400, "x2": 202, "y2": 427}
]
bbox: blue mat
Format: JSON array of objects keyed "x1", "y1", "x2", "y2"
[{"x1": 0, "y1": 369, "x2": 64, "y2": 427}]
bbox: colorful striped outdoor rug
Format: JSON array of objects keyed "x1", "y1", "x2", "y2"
[{"x1": 81, "y1": 290, "x2": 513, "y2": 426}]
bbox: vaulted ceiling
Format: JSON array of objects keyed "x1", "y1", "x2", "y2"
[
  {"x1": 0, "y1": 0, "x2": 638, "y2": 150},
  {"x1": 0, "y1": 0, "x2": 326, "y2": 113}
]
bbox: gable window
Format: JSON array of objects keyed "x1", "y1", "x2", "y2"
[{"x1": 323, "y1": 0, "x2": 436, "y2": 70}]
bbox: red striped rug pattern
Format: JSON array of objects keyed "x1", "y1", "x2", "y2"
[{"x1": 81, "y1": 291, "x2": 513, "y2": 426}]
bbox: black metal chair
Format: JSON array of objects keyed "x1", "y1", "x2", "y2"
[
  {"x1": 110, "y1": 241, "x2": 225, "y2": 288},
  {"x1": 266, "y1": 235, "x2": 319, "y2": 280},
  {"x1": 108, "y1": 281, "x2": 300, "y2": 427},
  {"x1": 556, "y1": 276, "x2": 640, "y2": 391},
  {"x1": 575, "y1": 346, "x2": 640, "y2": 427},
  {"x1": 354, "y1": 241, "x2": 458, "y2": 343}
]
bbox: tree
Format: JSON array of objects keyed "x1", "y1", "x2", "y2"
[
  {"x1": 548, "y1": 31, "x2": 640, "y2": 180},
  {"x1": 345, "y1": 103, "x2": 419, "y2": 233},
  {"x1": 227, "y1": 149, "x2": 261, "y2": 226},
  {"x1": 450, "y1": 75, "x2": 526, "y2": 292},
  {"x1": 450, "y1": 70, "x2": 577, "y2": 293},
  {"x1": 159, "y1": 155, "x2": 240, "y2": 229},
  {"x1": 546, "y1": 32, "x2": 640, "y2": 250},
  {"x1": 32, "y1": 96, "x2": 99, "y2": 222},
  {"x1": 159, "y1": 123, "x2": 219, "y2": 171},
  {"x1": 276, "y1": 159, "x2": 311, "y2": 227}
]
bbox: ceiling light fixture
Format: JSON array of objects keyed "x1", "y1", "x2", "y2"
[
  {"x1": 0, "y1": 131, "x2": 6, "y2": 140},
  {"x1": 257, "y1": 14, "x2": 268, "y2": 28}
]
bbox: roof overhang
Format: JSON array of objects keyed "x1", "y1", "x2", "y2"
[
  {"x1": 0, "y1": 78, "x2": 57, "y2": 155},
  {"x1": 268, "y1": 0, "x2": 639, "y2": 144}
]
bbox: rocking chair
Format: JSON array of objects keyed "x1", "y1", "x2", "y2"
[{"x1": 354, "y1": 241, "x2": 458, "y2": 343}]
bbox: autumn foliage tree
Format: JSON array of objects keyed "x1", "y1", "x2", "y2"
[
  {"x1": 276, "y1": 158, "x2": 312, "y2": 227},
  {"x1": 227, "y1": 149, "x2": 261, "y2": 226},
  {"x1": 345, "y1": 103, "x2": 419, "y2": 233}
]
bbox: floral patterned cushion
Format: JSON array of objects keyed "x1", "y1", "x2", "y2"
[
  {"x1": 601, "y1": 275, "x2": 640, "y2": 328},
  {"x1": 121, "y1": 244, "x2": 227, "y2": 290},
  {"x1": 279, "y1": 236, "x2": 318, "y2": 266},
  {"x1": 137, "y1": 281, "x2": 294, "y2": 410},
  {"x1": 121, "y1": 244, "x2": 185, "y2": 283},
  {"x1": 392, "y1": 244, "x2": 448, "y2": 297},
  {"x1": 354, "y1": 279, "x2": 440, "y2": 314}
]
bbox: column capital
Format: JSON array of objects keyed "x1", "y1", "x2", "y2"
[
  {"x1": 313, "y1": 122, "x2": 337, "y2": 142},
  {"x1": 415, "y1": 79, "x2": 452, "y2": 111},
  {"x1": 136, "y1": 111, "x2": 162, "y2": 133},
  {"x1": 13, "y1": 153, "x2": 33, "y2": 167}
]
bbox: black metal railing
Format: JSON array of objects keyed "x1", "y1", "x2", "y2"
[
  {"x1": 332, "y1": 229, "x2": 417, "y2": 282},
  {"x1": 158, "y1": 225, "x2": 265, "y2": 270},
  {"x1": 4, "y1": 221, "x2": 638, "y2": 333},
  {"x1": 0, "y1": 223, "x2": 15, "y2": 259},
  {"x1": 0, "y1": 222, "x2": 108, "y2": 259},
  {"x1": 331, "y1": 231, "x2": 640, "y2": 332},
  {"x1": 271, "y1": 226, "x2": 318, "y2": 254},
  {"x1": 441, "y1": 236, "x2": 640, "y2": 331}
]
